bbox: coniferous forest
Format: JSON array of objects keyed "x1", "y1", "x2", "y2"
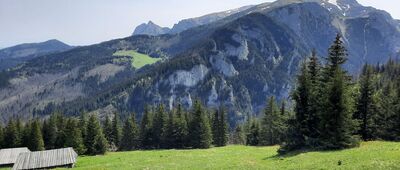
[{"x1": 0, "y1": 35, "x2": 399, "y2": 155}]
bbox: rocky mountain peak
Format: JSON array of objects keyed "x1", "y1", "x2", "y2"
[{"x1": 132, "y1": 21, "x2": 170, "y2": 36}]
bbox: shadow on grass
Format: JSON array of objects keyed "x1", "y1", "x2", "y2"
[{"x1": 263, "y1": 148, "x2": 346, "y2": 160}]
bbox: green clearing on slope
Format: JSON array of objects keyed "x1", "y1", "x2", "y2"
[
  {"x1": 113, "y1": 50, "x2": 161, "y2": 69},
  {"x1": 69, "y1": 141, "x2": 399, "y2": 170}
]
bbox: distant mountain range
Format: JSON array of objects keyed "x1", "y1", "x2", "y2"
[
  {"x1": 0, "y1": 0, "x2": 399, "y2": 124},
  {"x1": 0, "y1": 39, "x2": 73, "y2": 71},
  {"x1": 132, "y1": 5, "x2": 255, "y2": 36}
]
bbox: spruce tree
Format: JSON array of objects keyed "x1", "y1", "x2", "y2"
[
  {"x1": 173, "y1": 103, "x2": 188, "y2": 148},
  {"x1": 79, "y1": 112, "x2": 89, "y2": 143},
  {"x1": 94, "y1": 131, "x2": 108, "y2": 155},
  {"x1": 111, "y1": 112, "x2": 122, "y2": 149},
  {"x1": 307, "y1": 51, "x2": 322, "y2": 142},
  {"x1": 29, "y1": 120, "x2": 45, "y2": 151},
  {"x1": 85, "y1": 114, "x2": 107, "y2": 155},
  {"x1": 320, "y1": 34, "x2": 358, "y2": 149},
  {"x1": 21, "y1": 121, "x2": 31, "y2": 148},
  {"x1": 217, "y1": 106, "x2": 228, "y2": 147},
  {"x1": 152, "y1": 104, "x2": 167, "y2": 148},
  {"x1": 140, "y1": 106, "x2": 154, "y2": 149},
  {"x1": 43, "y1": 114, "x2": 58, "y2": 149},
  {"x1": 289, "y1": 54, "x2": 322, "y2": 148},
  {"x1": 375, "y1": 82, "x2": 398, "y2": 140},
  {"x1": 321, "y1": 69, "x2": 358, "y2": 149},
  {"x1": 15, "y1": 118, "x2": 23, "y2": 146},
  {"x1": 189, "y1": 100, "x2": 212, "y2": 148},
  {"x1": 103, "y1": 116, "x2": 113, "y2": 146},
  {"x1": 4, "y1": 119, "x2": 20, "y2": 148},
  {"x1": 211, "y1": 110, "x2": 220, "y2": 146},
  {"x1": 64, "y1": 118, "x2": 86, "y2": 155},
  {"x1": 325, "y1": 34, "x2": 348, "y2": 77},
  {"x1": 246, "y1": 119, "x2": 260, "y2": 146},
  {"x1": 354, "y1": 65, "x2": 377, "y2": 140},
  {"x1": 120, "y1": 113, "x2": 140, "y2": 151},
  {"x1": 290, "y1": 62, "x2": 311, "y2": 148},
  {"x1": 259, "y1": 96, "x2": 285, "y2": 146},
  {"x1": 308, "y1": 49, "x2": 321, "y2": 83},
  {"x1": 232, "y1": 124, "x2": 246, "y2": 145},
  {"x1": 211, "y1": 106, "x2": 228, "y2": 147},
  {"x1": 55, "y1": 114, "x2": 67, "y2": 148},
  {"x1": 162, "y1": 111, "x2": 175, "y2": 149}
]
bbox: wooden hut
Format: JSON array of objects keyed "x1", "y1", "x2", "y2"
[
  {"x1": 0, "y1": 148, "x2": 31, "y2": 167},
  {"x1": 12, "y1": 148, "x2": 78, "y2": 170}
]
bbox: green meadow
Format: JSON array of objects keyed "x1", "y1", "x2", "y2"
[
  {"x1": 70, "y1": 141, "x2": 400, "y2": 170},
  {"x1": 113, "y1": 50, "x2": 161, "y2": 69}
]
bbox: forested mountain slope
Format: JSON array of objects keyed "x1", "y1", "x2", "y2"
[{"x1": 0, "y1": 0, "x2": 399, "y2": 124}]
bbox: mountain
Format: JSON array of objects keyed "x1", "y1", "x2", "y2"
[
  {"x1": 0, "y1": 39, "x2": 73, "y2": 71},
  {"x1": 132, "y1": 5, "x2": 254, "y2": 36},
  {"x1": 0, "y1": 0, "x2": 399, "y2": 124},
  {"x1": 132, "y1": 21, "x2": 171, "y2": 36}
]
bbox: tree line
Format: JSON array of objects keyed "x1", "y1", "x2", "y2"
[
  {"x1": 0, "y1": 100, "x2": 229, "y2": 155},
  {"x1": 0, "y1": 34, "x2": 399, "y2": 155}
]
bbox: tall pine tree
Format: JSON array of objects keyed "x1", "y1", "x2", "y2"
[
  {"x1": 173, "y1": 103, "x2": 188, "y2": 148},
  {"x1": 140, "y1": 106, "x2": 154, "y2": 149},
  {"x1": 320, "y1": 34, "x2": 358, "y2": 149},
  {"x1": 120, "y1": 113, "x2": 140, "y2": 151},
  {"x1": 189, "y1": 100, "x2": 212, "y2": 148},
  {"x1": 4, "y1": 119, "x2": 21, "y2": 148},
  {"x1": 211, "y1": 110, "x2": 220, "y2": 146},
  {"x1": 231, "y1": 124, "x2": 246, "y2": 145},
  {"x1": 29, "y1": 120, "x2": 45, "y2": 151},
  {"x1": 286, "y1": 62, "x2": 310, "y2": 149},
  {"x1": 259, "y1": 96, "x2": 286, "y2": 146},
  {"x1": 111, "y1": 112, "x2": 122, "y2": 149},
  {"x1": 103, "y1": 116, "x2": 113, "y2": 146},
  {"x1": 21, "y1": 122, "x2": 31, "y2": 149},
  {"x1": 162, "y1": 110, "x2": 176, "y2": 149},
  {"x1": 307, "y1": 51, "x2": 322, "y2": 143},
  {"x1": 64, "y1": 118, "x2": 86, "y2": 155},
  {"x1": 85, "y1": 114, "x2": 107, "y2": 155},
  {"x1": 246, "y1": 119, "x2": 260, "y2": 146},
  {"x1": 79, "y1": 112, "x2": 89, "y2": 143},
  {"x1": 54, "y1": 114, "x2": 67, "y2": 148},
  {"x1": 42, "y1": 114, "x2": 58, "y2": 149},
  {"x1": 152, "y1": 104, "x2": 167, "y2": 149},
  {"x1": 354, "y1": 65, "x2": 377, "y2": 140}
]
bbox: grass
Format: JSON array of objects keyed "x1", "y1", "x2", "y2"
[
  {"x1": 69, "y1": 141, "x2": 400, "y2": 170},
  {"x1": 113, "y1": 50, "x2": 161, "y2": 69}
]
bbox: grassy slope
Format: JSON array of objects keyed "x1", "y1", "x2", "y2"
[
  {"x1": 113, "y1": 50, "x2": 161, "y2": 69},
  {"x1": 71, "y1": 141, "x2": 400, "y2": 170}
]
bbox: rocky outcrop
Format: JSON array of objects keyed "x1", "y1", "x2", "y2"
[{"x1": 167, "y1": 65, "x2": 209, "y2": 87}]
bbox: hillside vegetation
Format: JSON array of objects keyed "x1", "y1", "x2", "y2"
[
  {"x1": 113, "y1": 50, "x2": 161, "y2": 69},
  {"x1": 71, "y1": 141, "x2": 400, "y2": 170}
]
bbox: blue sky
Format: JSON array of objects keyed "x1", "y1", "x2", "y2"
[{"x1": 0, "y1": 0, "x2": 398, "y2": 48}]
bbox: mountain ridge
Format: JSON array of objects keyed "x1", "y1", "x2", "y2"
[
  {"x1": 0, "y1": 39, "x2": 73, "y2": 71},
  {"x1": 0, "y1": 0, "x2": 399, "y2": 124},
  {"x1": 132, "y1": 5, "x2": 255, "y2": 36}
]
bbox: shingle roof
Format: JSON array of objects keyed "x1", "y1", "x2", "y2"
[
  {"x1": 0, "y1": 148, "x2": 31, "y2": 165},
  {"x1": 12, "y1": 148, "x2": 78, "y2": 170}
]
